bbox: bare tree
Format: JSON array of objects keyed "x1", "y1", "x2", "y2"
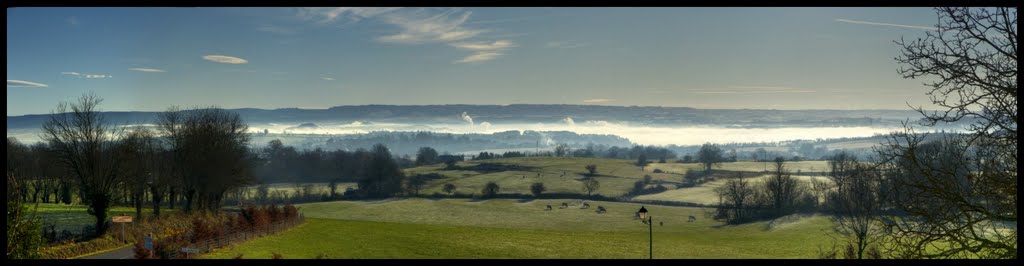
[
  {"x1": 158, "y1": 106, "x2": 252, "y2": 213},
  {"x1": 442, "y1": 183, "x2": 457, "y2": 196},
  {"x1": 585, "y1": 164, "x2": 598, "y2": 176},
  {"x1": 697, "y1": 143, "x2": 724, "y2": 175},
  {"x1": 762, "y1": 157, "x2": 805, "y2": 217},
  {"x1": 713, "y1": 172, "x2": 755, "y2": 223},
  {"x1": 121, "y1": 126, "x2": 160, "y2": 219},
  {"x1": 41, "y1": 92, "x2": 128, "y2": 236},
  {"x1": 876, "y1": 7, "x2": 1016, "y2": 259},
  {"x1": 530, "y1": 182, "x2": 546, "y2": 198},
  {"x1": 581, "y1": 177, "x2": 600, "y2": 197},
  {"x1": 826, "y1": 153, "x2": 883, "y2": 259}
]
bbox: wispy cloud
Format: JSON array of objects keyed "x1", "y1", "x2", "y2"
[
  {"x1": 455, "y1": 52, "x2": 503, "y2": 64},
  {"x1": 834, "y1": 19, "x2": 937, "y2": 31},
  {"x1": 299, "y1": 7, "x2": 401, "y2": 24},
  {"x1": 546, "y1": 41, "x2": 590, "y2": 49},
  {"x1": 62, "y1": 72, "x2": 112, "y2": 78},
  {"x1": 376, "y1": 9, "x2": 484, "y2": 44},
  {"x1": 450, "y1": 40, "x2": 515, "y2": 51},
  {"x1": 7, "y1": 80, "x2": 49, "y2": 87},
  {"x1": 466, "y1": 14, "x2": 550, "y2": 25},
  {"x1": 301, "y1": 8, "x2": 513, "y2": 64},
  {"x1": 129, "y1": 68, "x2": 166, "y2": 73},
  {"x1": 583, "y1": 98, "x2": 614, "y2": 103},
  {"x1": 451, "y1": 40, "x2": 514, "y2": 64},
  {"x1": 203, "y1": 55, "x2": 249, "y2": 64},
  {"x1": 321, "y1": 77, "x2": 335, "y2": 81}
]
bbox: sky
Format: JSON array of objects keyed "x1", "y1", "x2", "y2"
[{"x1": 6, "y1": 7, "x2": 945, "y2": 116}]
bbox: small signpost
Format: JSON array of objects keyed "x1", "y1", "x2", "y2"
[
  {"x1": 181, "y1": 247, "x2": 201, "y2": 259},
  {"x1": 111, "y1": 215, "x2": 132, "y2": 243}
]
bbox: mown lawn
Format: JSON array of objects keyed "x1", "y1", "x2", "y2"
[{"x1": 202, "y1": 199, "x2": 838, "y2": 259}]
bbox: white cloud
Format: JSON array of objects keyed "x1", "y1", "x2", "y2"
[
  {"x1": 454, "y1": 52, "x2": 503, "y2": 64},
  {"x1": 546, "y1": 41, "x2": 590, "y2": 49},
  {"x1": 450, "y1": 40, "x2": 515, "y2": 51},
  {"x1": 61, "y1": 72, "x2": 112, "y2": 78},
  {"x1": 302, "y1": 8, "x2": 511, "y2": 64},
  {"x1": 376, "y1": 10, "x2": 484, "y2": 44},
  {"x1": 203, "y1": 55, "x2": 249, "y2": 64},
  {"x1": 322, "y1": 77, "x2": 335, "y2": 81},
  {"x1": 7, "y1": 80, "x2": 49, "y2": 87},
  {"x1": 480, "y1": 121, "x2": 492, "y2": 130},
  {"x1": 834, "y1": 19, "x2": 937, "y2": 31},
  {"x1": 129, "y1": 68, "x2": 166, "y2": 73},
  {"x1": 583, "y1": 98, "x2": 614, "y2": 103},
  {"x1": 299, "y1": 7, "x2": 401, "y2": 23}
]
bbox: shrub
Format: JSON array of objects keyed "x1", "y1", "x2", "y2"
[
  {"x1": 653, "y1": 169, "x2": 664, "y2": 173},
  {"x1": 272, "y1": 252, "x2": 283, "y2": 259},
  {"x1": 267, "y1": 204, "x2": 282, "y2": 223},
  {"x1": 283, "y1": 204, "x2": 299, "y2": 219},
  {"x1": 190, "y1": 215, "x2": 224, "y2": 242},
  {"x1": 481, "y1": 182, "x2": 500, "y2": 198}
]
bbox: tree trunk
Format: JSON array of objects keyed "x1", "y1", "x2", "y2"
[
  {"x1": 168, "y1": 188, "x2": 176, "y2": 210},
  {"x1": 151, "y1": 185, "x2": 162, "y2": 217},
  {"x1": 91, "y1": 195, "x2": 112, "y2": 237}
]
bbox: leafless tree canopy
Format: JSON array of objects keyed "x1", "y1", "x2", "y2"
[
  {"x1": 158, "y1": 106, "x2": 252, "y2": 213},
  {"x1": 880, "y1": 7, "x2": 1016, "y2": 259},
  {"x1": 896, "y1": 7, "x2": 1016, "y2": 142},
  {"x1": 826, "y1": 152, "x2": 883, "y2": 259},
  {"x1": 40, "y1": 92, "x2": 128, "y2": 236}
]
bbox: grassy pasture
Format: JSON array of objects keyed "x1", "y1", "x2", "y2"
[
  {"x1": 634, "y1": 175, "x2": 831, "y2": 204},
  {"x1": 202, "y1": 198, "x2": 837, "y2": 259}
]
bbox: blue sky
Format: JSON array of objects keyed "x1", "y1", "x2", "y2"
[{"x1": 7, "y1": 7, "x2": 943, "y2": 116}]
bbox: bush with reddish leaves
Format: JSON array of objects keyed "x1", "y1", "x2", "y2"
[
  {"x1": 190, "y1": 216, "x2": 225, "y2": 243},
  {"x1": 283, "y1": 204, "x2": 299, "y2": 219},
  {"x1": 267, "y1": 204, "x2": 282, "y2": 223}
]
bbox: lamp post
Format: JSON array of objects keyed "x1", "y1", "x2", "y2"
[{"x1": 638, "y1": 206, "x2": 652, "y2": 259}]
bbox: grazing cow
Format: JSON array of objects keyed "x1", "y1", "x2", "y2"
[
  {"x1": 688, "y1": 215, "x2": 697, "y2": 222},
  {"x1": 545, "y1": 205, "x2": 552, "y2": 211},
  {"x1": 560, "y1": 202, "x2": 569, "y2": 209},
  {"x1": 580, "y1": 202, "x2": 590, "y2": 209},
  {"x1": 660, "y1": 221, "x2": 663, "y2": 226},
  {"x1": 595, "y1": 206, "x2": 606, "y2": 213}
]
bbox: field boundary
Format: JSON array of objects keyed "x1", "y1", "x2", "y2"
[{"x1": 167, "y1": 214, "x2": 306, "y2": 259}]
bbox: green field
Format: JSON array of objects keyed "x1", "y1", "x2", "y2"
[
  {"x1": 32, "y1": 203, "x2": 175, "y2": 232},
  {"x1": 202, "y1": 198, "x2": 837, "y2": 259},
  {"x1": 634, "y1": 175, "x2": 830, "y2": 204},
  {"x1": 648, "y1": 161, "x2": 830, "y2": 174},
  {"x1": 406, "y1": 157, "x2": 694, "y2": 197}
]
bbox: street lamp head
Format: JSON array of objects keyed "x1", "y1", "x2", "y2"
[{"x1": 638, "y1": 206, "x2": 648, "y2": 221}]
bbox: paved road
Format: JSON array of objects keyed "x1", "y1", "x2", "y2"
[{"x1": 80, "y1": 246, "x2": 134, "y2": 259}]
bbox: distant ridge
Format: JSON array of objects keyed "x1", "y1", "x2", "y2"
[{"x1": 8, "y1": 104, "x2": 929, "y2": 131}]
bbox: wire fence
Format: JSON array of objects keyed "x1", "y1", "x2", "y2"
[{"x1": 165, "y1": 214, "x2": 305, "y2": 259}]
